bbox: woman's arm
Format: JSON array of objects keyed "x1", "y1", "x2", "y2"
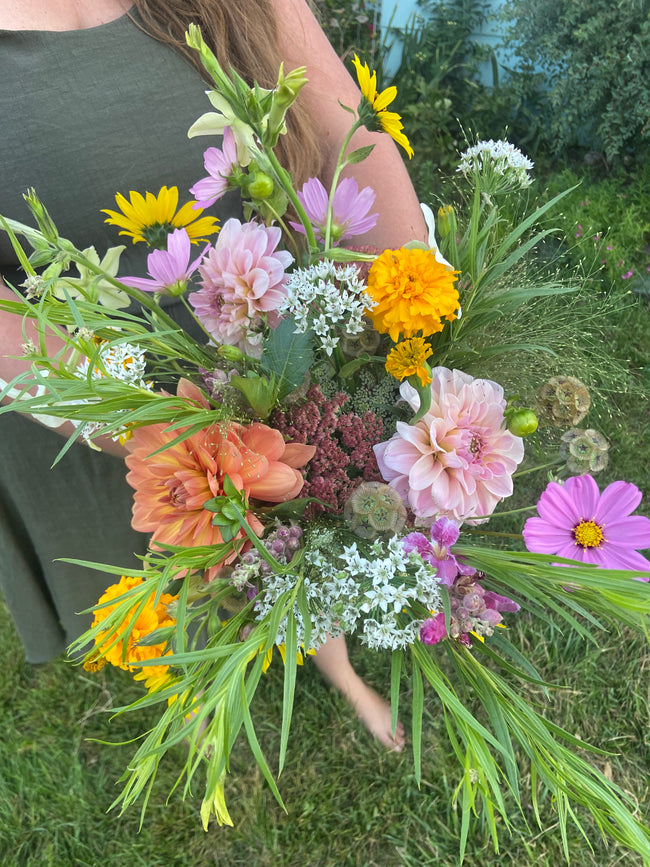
[
  {"x1": 0, "y1": 277, "x2": 127, "y2": 456},
  {"x1": 271, "y1": 0, "x2": 428, "y2": 249}
]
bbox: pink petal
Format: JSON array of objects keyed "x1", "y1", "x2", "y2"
[{"x1": 596, "y1": 479, "x2": 643, "y2": 522}]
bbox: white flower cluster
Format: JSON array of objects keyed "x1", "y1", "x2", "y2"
[
  {"x1": 76, "y1": 340, "x2": 149, "y2": 386},
  {"x1": 279, "y1": 260, "x2": 375, "y2": 356},
  {"x1": 74, "y1": 340, "x2": 152, "y2": 443},
  {"x1": 457, "y1": 140, "x2": 534, "y2": 190},
  {"x1": 253, "y1": 533, "x2": 442, "y2": 652}
]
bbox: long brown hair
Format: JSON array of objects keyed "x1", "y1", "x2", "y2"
[{"x1": 131, "y1": 0, "x2": 322, "y2": 184}]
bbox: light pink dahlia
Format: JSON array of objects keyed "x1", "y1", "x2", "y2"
[
  {"x1": 189, "y1": 217, "x2": 293, "y2": 357},
  {"x1": 523, "y1": 474, "x2": 650, "y2": 577},
  {"x1": 374, "y1": 368, "x2": 525, "y2": 524}
]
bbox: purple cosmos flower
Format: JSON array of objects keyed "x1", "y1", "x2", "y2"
[
  {"x1": 403, "y1": 516, "x2": 472, "y2": 585},
  {"x1": 120, "y1": 228, "x2": 208, "y2": 296},
  {"x1": 190, "y1": 126, "x2": 239, "y2": 209},
  {"x1": 289, "y1": 176, "x2": 378, "y2": 245},
  {"x1": 523, "y1": 474, "x2": 650, "y2": 578}
]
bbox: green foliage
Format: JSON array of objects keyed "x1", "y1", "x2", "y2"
[
  {"x1": 317, "y1": 0, "x2": 381, "y2": 64},
  {"x1": 501, "y1": 0, "x2": 650, "y2": 163},
  {"x1": 381, "y1": 0, "x2": 494, "y2": 197},
  {"x1": 535, "y1": 163, "x2": 650, "y2": 294}
]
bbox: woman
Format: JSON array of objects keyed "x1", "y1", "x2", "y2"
[{"x1": 0, "y1": 0, "x2": 427, "y2": 749}]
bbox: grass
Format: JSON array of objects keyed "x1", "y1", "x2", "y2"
[{"x1": 2, "y1": 592, "x2": 650, "y2": 866}]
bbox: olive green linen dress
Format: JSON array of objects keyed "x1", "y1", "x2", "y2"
[{"x1": 0, "y1": 10, "x2": 242, "y2": 661}]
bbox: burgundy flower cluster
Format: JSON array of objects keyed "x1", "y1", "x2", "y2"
[{"x1": 271, "y1": 385, "x2": 384, "y2": 514}]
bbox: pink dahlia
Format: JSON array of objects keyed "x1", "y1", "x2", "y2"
[
  {"x1": 374, "y1": 368, "x2": 525, "y2": 524},
  {"x1": 125, "y1": 411, "x2": 315, "y2": 577},
  {"x1": 523, "y1": 474, "x2": 650, "y2": 577},
  {"x1": 289, "y1": 176, "x2": 378, "y2": 245},
  {"x1": 189, "y1": 217, "x2": 293, "y2": 357},
  {"x1": 190, "y1": 126, "x2": 239, "y2": 209}
]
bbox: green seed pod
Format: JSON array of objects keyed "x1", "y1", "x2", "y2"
[
  {"x1": 507, "y1": 408, "x2": 538, "y2": 437},
  {"x1": 344, "y1": 481, "x2": 407, "y2": 540}
]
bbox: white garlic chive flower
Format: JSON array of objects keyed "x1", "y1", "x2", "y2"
[
  {"x1": 279, "y1": 260, "x2": 375, "y2": 356},
  {"x1": 254, "y1": 534, "x2": 442, "y2": 653},
  {"x1": 74, "y1": 340, "x2": 153, "y2": 445},
  {"x1": 457, "y1": 140, "x2": 534, "y2": 192}
]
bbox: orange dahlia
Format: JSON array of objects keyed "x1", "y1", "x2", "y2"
[
  {"x1": 124, "y1": 419, "x2": 315, "y2": 572},
  {"x1": 365, "y1": 247, "x2": 460, "y2": 342}
]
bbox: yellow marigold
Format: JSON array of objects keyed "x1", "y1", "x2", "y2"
[
  {"x1": 365, "y1": 247, "x2": 460, "y2": 342},
  {"x1": 385, "y1": 337, "x2": 433, "y2": 386},
  {"x1": 91, "y1": 575, "x2": 177, "y2": 680}
]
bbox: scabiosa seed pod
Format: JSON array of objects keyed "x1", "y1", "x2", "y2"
[
  {"x1": 340, "y1": 316, "x2": 382, "y2": 358},
  {"x1": 560, "y1": 428, "x2": 609, "y2": 474},
  {"x1": 343, "y1": 481, "x2": 407, "y2": 540},
  {"x1": 536, "y1": 375, "x2": 591, "y2": 426}
]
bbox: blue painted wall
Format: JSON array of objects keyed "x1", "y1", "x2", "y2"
[{"x1": 381, "y1": 0, "x2": 511, "y2": 84}]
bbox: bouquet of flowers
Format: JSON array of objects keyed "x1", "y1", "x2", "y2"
[{"x1": 2, "y1": 27, "x2": 650, "y2": 860}]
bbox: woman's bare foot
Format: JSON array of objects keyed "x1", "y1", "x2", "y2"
[
  {"x1": 344, "y1": 671, "x2": 405, "y2": 751},
  {"x1": 313, "y1": 634, "x2": 405, "y2": 752}
]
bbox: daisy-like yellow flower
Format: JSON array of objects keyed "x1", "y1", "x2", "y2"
[
  {"x1": 102, "y1": 185, "x2": 220, "y2": 248},
  {"x1": 385, "y1": 337, "x2": 434, "y2": 386},
  {"x1": 352, "y1": 55, "x2": 414, "y2": 158},
  {"x1": 89, "y1": 575, "x2": 177, "y2": 681},
  {"x1": 366, "y1": 247, "x2": 460, "y2": 342}
]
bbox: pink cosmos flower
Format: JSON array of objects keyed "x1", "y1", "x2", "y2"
[
  {"x1": 120, "y1": 228, "x2": 208, "y2": 295},
  {"x1": 189, "y1": 217, "x2": 293, "y2": 357},
  {"x1": 190, "y1": 126, "x2": 239, "y2": 209},
  {"x1": 523, "y1": 474, "x2": 650, "y2": 577},
  {"x1": 374, "y1": 368, "x2": 525, "y2": 524},
  {"x1": 289, "y1": 176, "x2": 378, "y2": 245}
]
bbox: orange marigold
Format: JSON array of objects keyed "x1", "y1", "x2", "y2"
[
  {"x1": 365, "y1": 247, "x2": 459, "y2": 342},
  {"x1": 91, "y1": 575, "x2": 177, "y2": 681}
]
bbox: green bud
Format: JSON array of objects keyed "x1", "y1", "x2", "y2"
[
  {"x1": 507, "y1": 409, "x2": 538, "y2": 437},
  {"x1": 437, "y1": 204, "x2": 455, "y2": 238},
  {"x1": 23, "y1": 189, "x2": 59, "y2": 243},
  {"x1": 217, "y1": 344, "x2": 246, "y2": 362},
  {"x1": 265, "y1": 64, "x2": 309, "y2": 145},
  {"x1": 247, "y1": 171, "x2": 275, "y2": 200}
]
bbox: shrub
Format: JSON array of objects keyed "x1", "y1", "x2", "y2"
[{"x1": 501, "y1": 0, "x2": 650, "y2": 164}]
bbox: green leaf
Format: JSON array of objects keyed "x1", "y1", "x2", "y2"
[
  {"x1": 345, "y1": 144, "x2": 375, "y2": 164},
  {"x1": 260, "y1": 317, "x2": 313, "y2": 400}
]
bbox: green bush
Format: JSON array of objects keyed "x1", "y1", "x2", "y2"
[{"x1": 501, "y1": 0, "x2": 650, "y2": 163}]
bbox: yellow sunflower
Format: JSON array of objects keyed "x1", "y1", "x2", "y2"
[
  {"x1": 366, "y1": 247, "x2": 460, "y2": 341},
  {"x1": 352, "y1": 55, "x2": 414, "y2": 159},
  {"x1": 102, "y1": 185, "x2": 220, "y2": 248},
  {"x1": 385, "y1": 338, "x2": 433, "y2": 386}
]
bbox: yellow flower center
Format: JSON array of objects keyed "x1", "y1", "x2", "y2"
[{"x1": 573, "y1": 520, "x2": 604, "y2": 548}]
